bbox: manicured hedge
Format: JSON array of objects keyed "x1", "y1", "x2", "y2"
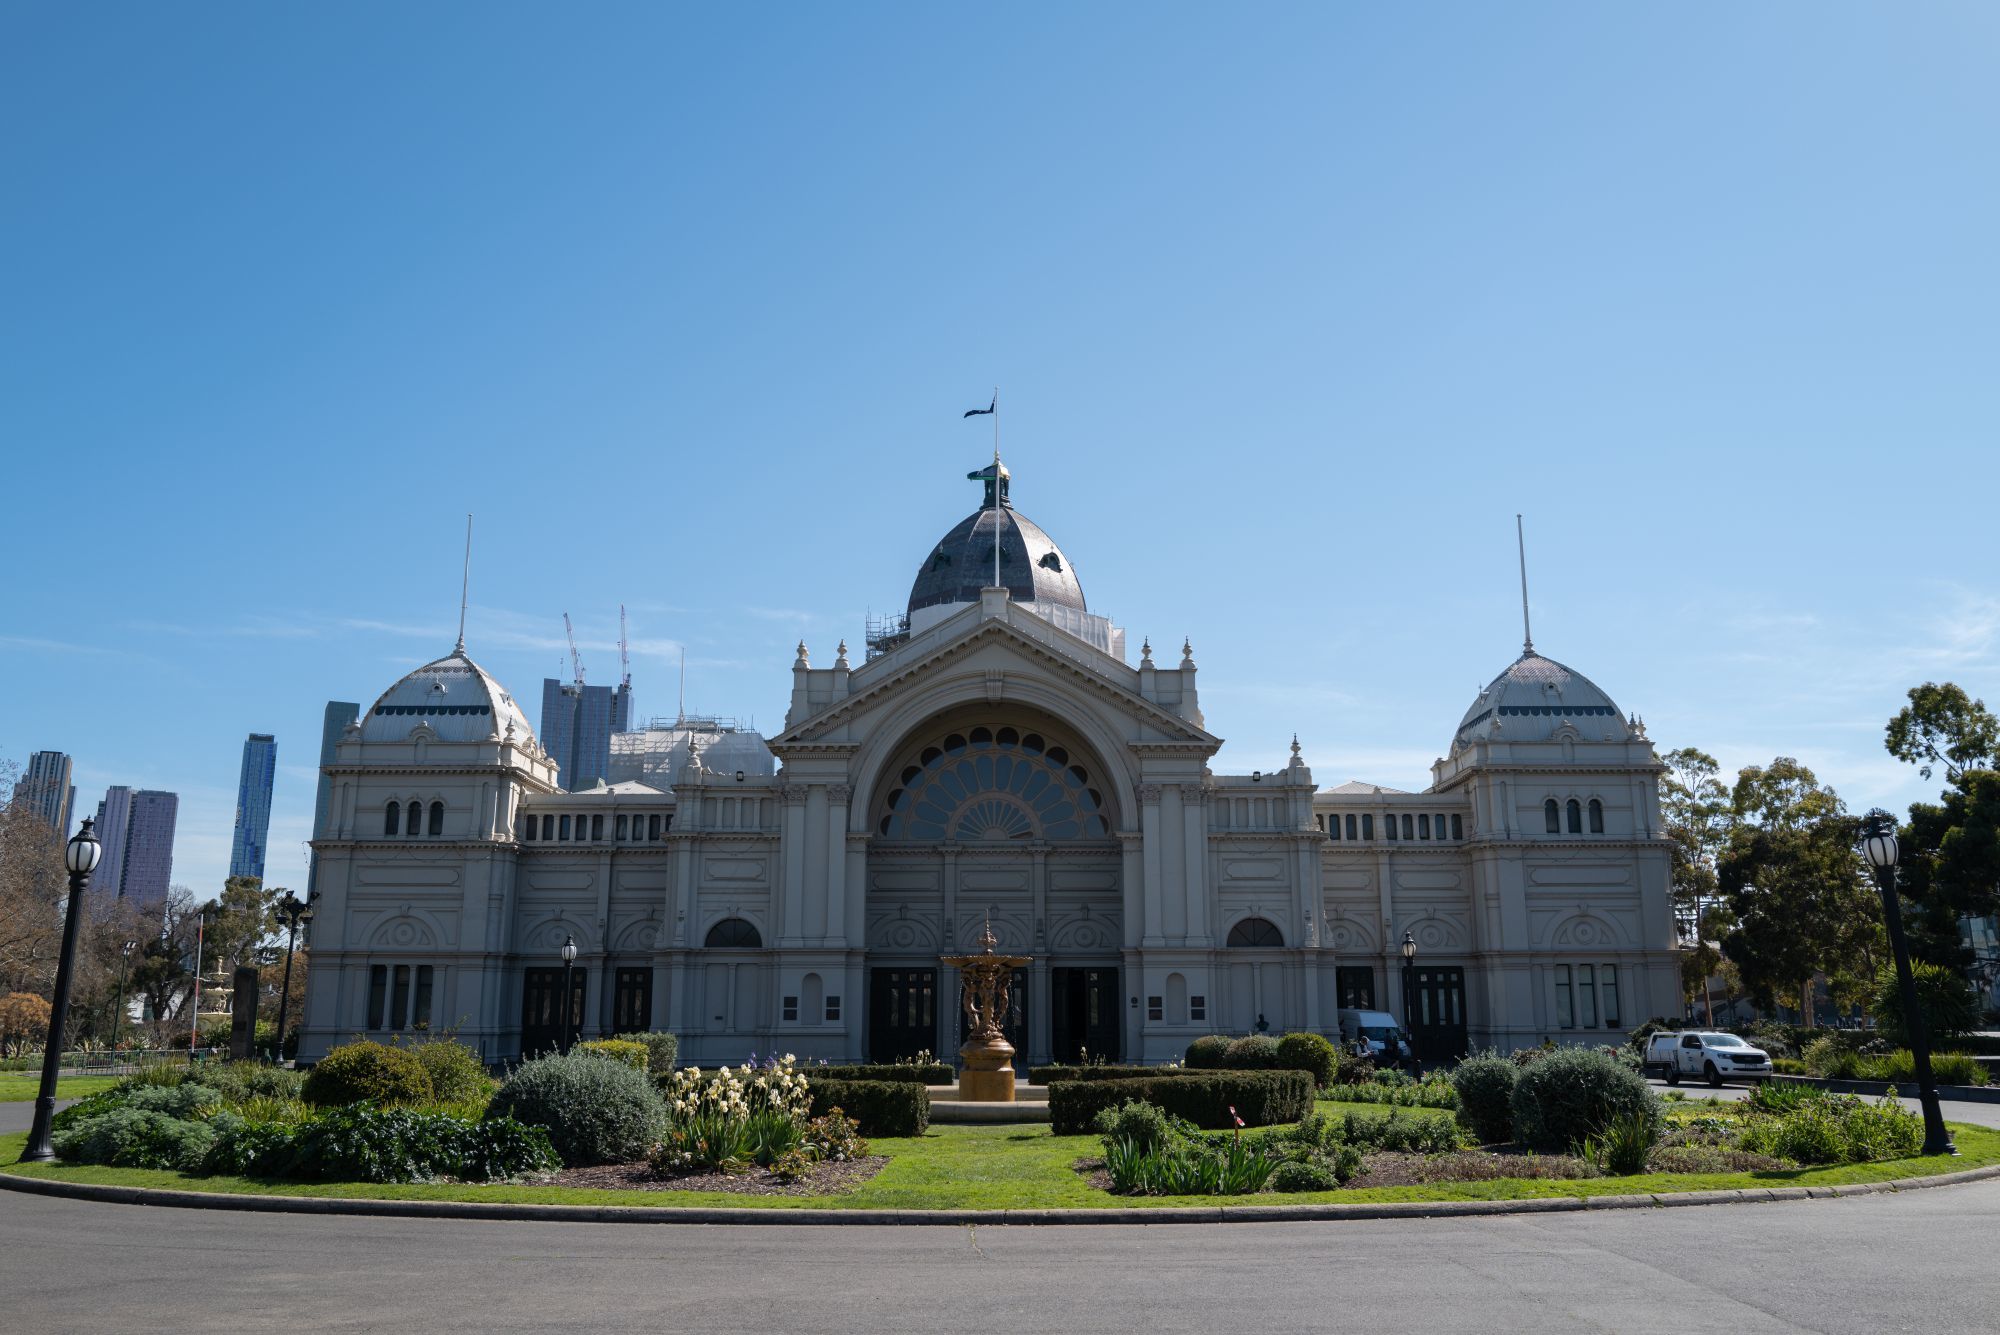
[
  {"x1": 1030, "y1": 1064, "x2": 1195, "y2": 1084},
  {"x1": 806, "y1": 1076, "x2": 930, "y2": 1137},
  {"x1": 798, "y1": 1063, "x2": 953, "y2": 1084},
  {"x1": 1048, "y1": 1071, "x2": 1314, "y2": 1135}
]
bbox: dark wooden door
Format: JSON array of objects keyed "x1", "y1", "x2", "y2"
[
  {"x1": 521, "y1": 967, "x2": 586, "y2": 1056},
  {"x1": 1051, "y1": 967, "x2": 1121, "y2": 1064},
  {"x1": 1405, "y1": 966, "x2": 1467, "y2": 1065},
  {"x1": 868, "y1": 967, "x2": 937, "y2": 1063}
]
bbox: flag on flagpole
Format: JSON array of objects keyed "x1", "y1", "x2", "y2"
[{"x1": 963, "y1": 395, "x2": 996, "y2": 418}]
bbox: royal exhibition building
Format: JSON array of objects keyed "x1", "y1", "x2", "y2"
[{"x1": 298, "y1": 464, "x2": 1680, "y2": 1070}]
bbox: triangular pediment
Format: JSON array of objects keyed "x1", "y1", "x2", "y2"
[{"x1": 775, "y1": 602, "x2": 1218, "y2": 747}]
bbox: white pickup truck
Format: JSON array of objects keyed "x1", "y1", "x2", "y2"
[{"x1": 1644, "y1": 1031, "x2": 1773, "y2": 1088}]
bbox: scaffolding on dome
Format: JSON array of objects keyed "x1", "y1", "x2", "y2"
[{"x1": 607, "y1": 716, "x2": 774, "y2": 790}]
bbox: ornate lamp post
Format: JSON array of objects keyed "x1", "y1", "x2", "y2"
[
  {"x1": 1861, "y1": 811, "x2": 1955, "y2": 1155},
  {"x1": 23, "y1": 820, "x2": 103, "y2": 1163},
  {"x1": 1400, "y1": 930, "x2": 1419, "y2": 1070},
  {"x1": 271, "y1": 892, "x2": 313, "y2": 1062},
  {"x1": 559, "y1": 934, "x2": 579, "y2": 1051},
  {"x1": 113, "y1": 939, "x2": 137, "y2": 1050}
]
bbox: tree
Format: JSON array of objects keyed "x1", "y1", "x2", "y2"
[
  {"x1": 1870, "y1": 960, "x2": 1980, "y2": 1046},
  {"x1": 1718, "y1": 759, "x2": 1880, "y2": 1021},
  {"x1": 1661, "y1": 747, "x2": 1731, "y2": 1021},
  {"x1": 204, "y1": 876, "x2": 280, "y2": 976},
  {"x1": 1886, "y1": 682, "x2": 1999, "y2": 783},
  {"x1": 130, "y1": 887, "x2": 202, "y2": 1032},
  {"x1": 0, "y1": 991, "x2": 50, "y2": 1055},
  {"x1": 1896, "y1": 770, "x2": 2000, "y2": 968}
]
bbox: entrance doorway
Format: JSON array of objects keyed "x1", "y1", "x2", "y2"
[
  {"x1": 521, "y1": 967, "x2": 586, "y2": 1056},
  {"x1": 868, "y1": 967, "x2": 937, "y2": 1063},
  {"x1": 1051, "y1": 967, "x2": 1120, "y2": 1064},
  {"x1": 1405, "y1": 965, "x2": 1468, "y2": 1064}
]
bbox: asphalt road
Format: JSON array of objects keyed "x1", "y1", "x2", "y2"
[
  {"x1": 4, "y1": 1182, "x2": 1999, "y2": 1334},
  {"x1": 1646, "y1": 1077, "x2": 2000, "y2": 1129}
]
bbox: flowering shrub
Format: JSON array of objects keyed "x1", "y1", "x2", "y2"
[
  {"x1": 655, "y1": 1056, "x2": 813, "y2": 1170},
  {"x1": 488, "y1": 1049, "x2": 667, "y2": 1166}
]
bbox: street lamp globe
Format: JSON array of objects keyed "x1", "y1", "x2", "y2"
[
  {"x1": 64, "y1": 820, "x2": 102, "y2": 874},
  {"x1": 560, "y1": 934, "x2": 579, "y2": 964},
  {"x1": 1863, "y1": 827, "x2": 1900, "y2": 872},
  {"x1": 1401, "y1": 930, "x2": 1417, "y2": 963}
]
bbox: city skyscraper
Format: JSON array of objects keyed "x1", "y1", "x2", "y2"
[
  {"x1": 94, "y1": 786, "x2": 133, "y2": 903},
  {"x1": 21, "y1": 750, "x2": 75, "y2": 834},
  {"x1": 308, "y1": 702, "x2": 360, "y2": 899},
  {"x1": 119, "y1": 789, "x2": 179, "y2": 904},
  {"x1": 229, "y1": 732, "x2": 278, "y2": 880},
  {"x1": 538, "y1": 678, "x2": 633, "y2": 792}
]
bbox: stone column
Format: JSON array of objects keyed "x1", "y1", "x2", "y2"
[
  {"x1": 822, "y1": 784, "x2": 852, "y2": 943},
  {"x1": 779, "y1": 784, "x2": 808, "y2": 947},
  {"x1": 1138, "y1": 785, "x2": 1167, "y2": 945}
]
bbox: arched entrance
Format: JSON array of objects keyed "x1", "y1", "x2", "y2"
[{"x1": 864, "y1": 707, "x2": 1124, "y2": 1065}]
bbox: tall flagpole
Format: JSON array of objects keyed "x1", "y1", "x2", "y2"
[
  {"x1": 991, "y1": 387, "x2": 1001, "y2": 589},
  {"x1": 1516, "y1": 513, "x2": 1534, "y2": 655}
]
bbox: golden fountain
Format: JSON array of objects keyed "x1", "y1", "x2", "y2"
[{"x1": 941, "y1": 920, "x2": 1033, "y2": 1101}]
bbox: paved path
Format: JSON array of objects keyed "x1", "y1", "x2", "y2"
[
  {"x1": 3, "y1": 1182, "x2": 1999, "y2": 1333},
  {"x1": 0, "y1": 1098, "x2": 75, "y2": 1135}
]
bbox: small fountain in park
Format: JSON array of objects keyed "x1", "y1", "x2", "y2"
[{"x1": 941, "y1": 920, "x2": 1033, "y2": 1102}]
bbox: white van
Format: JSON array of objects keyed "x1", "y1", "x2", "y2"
[
  {"x1": 1644, "y1": 1031, "x2": 1772, "y2": 1087},
  {"x1": 1337, "y1": 1009, "x2": 1410, "y2": 1064}
]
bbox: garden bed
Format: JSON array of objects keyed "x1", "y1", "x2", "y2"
[{"x1": 555, "y1": 1155, "x2": 888, "y2": 1197}]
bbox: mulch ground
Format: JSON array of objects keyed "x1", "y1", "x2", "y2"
[{"x1": 552, "y1": 1155, "x2": 888, "y2": 1196}]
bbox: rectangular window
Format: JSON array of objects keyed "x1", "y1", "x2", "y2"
[
  {"x1": 367, "y1": 965, "x2": 388, "y2": 1029},
  {"x1": 1385, "y1": 814, "x2": 1397, "y2": 840},
  {"x1": 1345, "y1": 814, "x2": 1358, "y2": 840},
  {"x1": 1146, "y1": 995, "x2": 1164, "y2": 1021},
  {"x1": 783, "y1": 995, "x2": 799, "y2": 1022},
  {"x1": 1401, "y1": 814, "x2": 1414, "y2": 840},
  {"x1": 1336, "y1": 966, "x2": 1375, "y2": 1010},
  {"x1": 1554, "y1": 965, "x2": 1573, "y2": 1029},
  {"x1": 1450, "y1": 814, "x2": 1463, "y2": 840},
  {"x1": 615, "y1": 814, "x2": 628, "y2": 840},
  {"x1": 413, "y1": 965, "x2": 434, "y2": 1029},
  {"x1": 390, "y1": 965, "x2": 412, "y2": 1031},
  {"x1": 614, "y1": 968, "x2": 652, "y2": 1032},
  {"x1": 1189, "y1": 995, "x2": 1206, "y2": 1021},
  {"x1": 649, "y1": 814, "x2": 663, "y2": 840},
  {"x1": 1601, "y1": 965, "x2": 1620, "y2": 1028},
  {"x1": 1361, "y1": 814, "x2": 1374, "y2": 839},
  {"x1": 1418, "y1": 814, "x2": 1431, "y2": 839},
  {"x1": 558, "y1": 815, "x2": 572, "y2": 840},
  {"x1": 1325, "y1": 814, "x2": 1338, "y2": 840},
  {"x1": 1577, "y1": 964, "x2": 1598, "y2": 1028},
  {"x1": 825, "y1": 995, "x2": 841, "y2": 1021},
  {"x1": 590, "y1": 814, "x2": 604, "y2": 840},
  {"x1": 523, "y1": 816, "x2": 537, "y2": 842},
  {"x1": 541, "y1": 814, "x2": 554, "y2": 841}
]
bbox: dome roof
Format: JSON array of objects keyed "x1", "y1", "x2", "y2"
[
  {"x1": 1454, "y1": 650, "x2": 1627, "y2": 745},
  {"x1": 908, "y1": 465, "x2": 1085, "y2": 616},
  {"x1": 360, "y1": 648, "x2": 536, "y2": 745}
]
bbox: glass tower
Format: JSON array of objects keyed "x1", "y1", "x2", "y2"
[{"x1": 229, "y1": 733, "x2": 278, "y2": 880}]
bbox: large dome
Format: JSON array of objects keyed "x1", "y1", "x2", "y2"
[
  {"x1": 907, "y1": 464, "x2": 1086, "y2": 616},
  {"x1": 360, "y1": 648, "x2": 536, "y2": 744},
  {"x1": 1454, "y1": 650, "x2": 1628, "y2": 745}
]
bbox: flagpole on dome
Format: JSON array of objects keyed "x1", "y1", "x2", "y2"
[{"x1": 991, "y1": 387, "x2": 1001, "y2": 589}]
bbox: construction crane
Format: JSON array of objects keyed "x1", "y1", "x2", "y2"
[
  {"x1": 619, "y1": 604, "x2": 631, "y2": 690},
  {"x1": 562, "y1": 612, "x2": 585, "y2": 685}
]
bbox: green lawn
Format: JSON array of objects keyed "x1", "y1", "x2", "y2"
[
  {"x1": 0, "y1": 1075, "x2": 123, "y2": 1103},
  {"x1": 5, "y1": 1099, "x2": 1996, "y2": 1212}
]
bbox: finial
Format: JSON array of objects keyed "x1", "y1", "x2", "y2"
[
  {"x1": 836, "y1": 639, "x2": 849, "y2": 668},
  {"x1": 978, "y1": 916, "x2": 998, "y2": 952},
  {"x1": 795, "y1": 640, "x2": 809, "y2": 667},
  {"x1": 1516, "y1": 514, "x2": 1534, "y2": 655},
  {"x1": 1180, "y1": 637, "x2": 1195, "y2": 667},
  {"x1": 1290, "y1": 733, "x2": 1302, "y2": 761},
  {"x1": 1140, "y1": 637, "x2": 1153, "y2": 666}
]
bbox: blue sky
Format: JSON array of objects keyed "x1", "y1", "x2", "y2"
[{"x1": 4, "y1": 4, "x2": 1996, "y2": 900}]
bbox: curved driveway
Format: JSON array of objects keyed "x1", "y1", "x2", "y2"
[{"x1": 4, "y1": 1180, "x2": 1999, "y2": 1334}]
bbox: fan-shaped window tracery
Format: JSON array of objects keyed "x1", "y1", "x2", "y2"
[{"x1": 877, "y1": 726, "x2": 1111, "y2": 840}]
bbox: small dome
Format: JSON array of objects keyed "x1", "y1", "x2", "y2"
[
  {"x1": 1455, "y1": 650, "x2": 1627, "y2": 745},
  {"x1": 360, "y1": 649, "x2": 536, "y2": 744},
  {"x1": 907, "y1": 464, "x2": 1085, "y2": 616}
]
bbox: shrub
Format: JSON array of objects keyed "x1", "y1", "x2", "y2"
[
  {"x1": 488, "y1": 1049, "x2": 668, "y2": 1166},
  {"x1": 803, "y1": 1109, "x2": 867, "y2": 1162},
  {"x1": 49, "y1": 1086, "x2": 131, "y2": 1135},
  {"x1": 122, "y1": 1081, "x2": 225, "y2": 1121},
  {"x1": 794, "y1": 1063, "x2": 952, "y2": 1084},
  {"x1": 1031, "y1": 1064, "x2": 1188, "y2": 1084},
  {"x1": 805, "y1": 1077, "x2": 929, "y2": 1137},
  {"x1": 1222, "y1": 1035, "x2": 1283, "y2": 1069},
  {"x1": 1091, "y1": 1099, "x2": 1175, "y2": 1153},
  {"x1": 576, "y1": 1039, "x2": 651, "y2": 1071},
  {"x1": 1802, "y1": 1035, "x2": 1864, "y2": 1079},
  {"x1": 1102, "y1": 1132, "x2": 1279, "y2": 1195},
  {"x1": 1269, "y1": 1159, "x2": 1341, "y2": 1192},
  {"x1": 199, "y1": 1062, "x2": 307, "y2": 1104},
  {"x1": 1333, "y1": 1108, "x2": 1464, "y2": 1154},
  {"x1": 614, "y1": 1031, "x2": 679, "y2": 1075},
  {"x1": 1862, "y1": 1049, "x2": 1988, "y2": 1087},
  {"x1": 1275, "y1": 1032, "x2": 1339, "y2": 1089},
  {"x1": 1747, "y1": 1081, "x2": 1827, "y2": 1115},
  {"x1": 1837, "y1": 1097, "x2": 1923, "y2": 1161},
  {"x1": 1450, "y1": 1054, "x2": 1519, "y2": 1143},
  {"x1": 1335, "y1": 1075, "x2": 1459, "y2": 1109},
  {"x1": 402, "y1": 1038, "x2": 492, "y2": 1103},
  {"x1": 203, "y1": 1115, "x2": 300, "y2": 1176},
  {"x1": 1184, "y1": 1035, "x2": 1232, "y2": 1069},
  {"x1": 202, "y1": 1107, "x2": 557, "y2": 1183},
  {"x1": 1049, "y1": 1071, "x2": 1314, "y2": 1135},
  {"x1": 53, "y1": 1108, "x2": 218, "y2": 1171},
  {"x1": 1872, "y1": 962, "x2": 1981, "y2": 1046},
  {"x1": 302, "y1": 1041, "x2": 433, "y2": 1108},
  {"x1": 1589, "y1": 1112, "x2": 1660, "y2": 1175},
  {"x1": 1510, "y1": 1046, "x2": 1662, "y2": 1154}
]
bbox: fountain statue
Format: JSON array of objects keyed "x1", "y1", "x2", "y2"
[{"x1": 941, "y1": 919, "x2": 1033, "y2": 1102}]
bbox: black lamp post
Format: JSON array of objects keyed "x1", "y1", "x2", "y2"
[
  {"x1": 23, "y1": 820, "x2": 103, "y2": 1163},
  {"x1": 559, "y1": 934, "x2": 579, "y2": 1051},
  {"x1": 1861, "y1": 811, "x2": 1955, "y2": 1156},
  {"x1": 271, "y1": 892, "x2": 313, "y2": 1063},
  {"x1": 113, "y1": 938, "x2": 137, "y2": 1051},
  {"x1": 1400, "y1": 930, "x2": 1418, "y2": 1071}
]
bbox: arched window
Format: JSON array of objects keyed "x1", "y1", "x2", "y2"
[
  {"x1": 1588, "y1": 798, "x2": 1604, "y2": 834},
  {"x1": 704, "y1": 918, "x2": 762, "y2": 949},
  {"x1": 1167, "y1": 971, "x2": 1188, "y2": 1024},
  {"x1": 801, "y1": 972, "x2": 823, "y2": 1026},
  {"x1": 1544, "y1": 799, "x2": 1560, "y2": 834},
  {"x1": 405, "y1": 801, "x2": 422, "y2": 838},
  {"x1": 876, "y1": 725, "x2": 1112, "y2": 840},
  {"x1": 1566, "y1": 799, "x2": 1583, "y2": 834},
  {"x1": 384, "y1": 801, "x2": 401, "y2": 836},
  {"x1": 428, "y1": 801, "x2": 444, "y2": 836},
  {"x1": 1226, "y1": 917, "x2": 1284, "y2": 948}
]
